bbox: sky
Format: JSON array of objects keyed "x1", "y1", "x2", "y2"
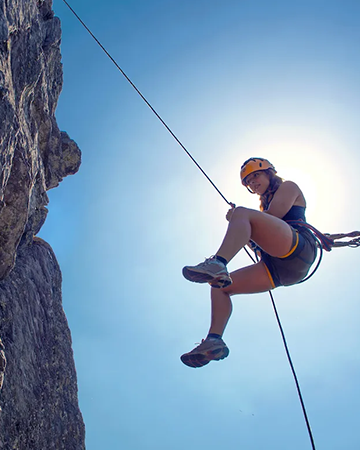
[{"x1": 40, "y1": 1, "x2": 360, "y2": 449}]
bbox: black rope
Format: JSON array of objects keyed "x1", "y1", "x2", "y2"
[
  {"x1": 268, "y1": 290, "x2": 316, "y2": 450},
  {"x1": 61, "y1": 0, "x2": 234, "y2": 208},
  {"x1": 296, "y1": 238, "x2": 323, "y2": 285},
  {"x1": 244, "y1": 246, "x2": 257, "y2": 263},
  {"x1": 250, "y1": 249, "x2": 316, "y2": 450},
  {"x1": 60, "y1": 3, "x2": 315, "y2": 447}
]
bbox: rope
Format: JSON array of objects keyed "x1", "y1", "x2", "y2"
[
  {"x1": 249, "y1": 250, "x2": 317, "y2": 449},
  {"x1": 326, "y1": 231, "x2": 360, "y2": 248},
  {"x1": 287, "y1": 220, "x2": 333, "y2": 251},
  {"x1": 295, "y1": 237, "x2": 323, "y2": 285},
  {"x1": 61, "y1": 0, "x2": 234, "y2": 208},
  {"x1": 294, "y1": 229, "x2": 360, "y2": 282},
  {"x1": 268, "y1": 290, "x2": 316, "y2": 450},
  {"x1": 245, "y1": 226, "x2": 360, "y2": 446}
]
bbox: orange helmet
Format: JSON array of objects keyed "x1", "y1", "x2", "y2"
[{"x1": 240, "y1": 158, "x2": 276, "y2": 186}]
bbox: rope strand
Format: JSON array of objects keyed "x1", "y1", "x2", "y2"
[
  {"x1": 249, "y1": 250, "x2": 317, "y2": 449},
  {"x1": 268, "y1": 290, "x2": 316, "y2": 450},
  {"x1": 61, "y1": 0, "x2": 234, "y2": 207},
  {"x1": 326, "y1": 231, "x2": 360, "y2": 248}
]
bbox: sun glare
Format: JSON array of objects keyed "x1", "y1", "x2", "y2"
[{"x1": 221, "y1": 123, "x2": 349, "y2": 231}]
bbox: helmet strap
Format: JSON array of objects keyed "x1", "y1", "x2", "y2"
[{"x1": 246, "y1": 186, "x2": 256, "y2": 194}]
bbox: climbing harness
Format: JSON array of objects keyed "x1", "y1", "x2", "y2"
[
  {"x1": 326, "y1": 231, "x2": 360, "y2": 248},
  {"x1": 60, "y1": 4, "x2": 359, "y2": 450},
  {"x1": 287, "y1": 220, "x2": 334, "y2": 251},
  {"x1": 285, "y1": 220, "x2": 331, "y2": 285},
  {"x1": 286, "y1": 221, "x2": 360, "y2": 283}
]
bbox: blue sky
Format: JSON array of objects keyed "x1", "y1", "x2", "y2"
[{"x1": 41, "y1": 1, "x2": 360, "y2": 449}]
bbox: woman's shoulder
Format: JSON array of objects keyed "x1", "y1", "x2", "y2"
[
  {"x1": 276, "y1": 180, "x2": 301, "y2": 194},
  {"x1": 280, "y1": 180, "x2": 306, "y2": 206},
  {"x1": 282, "y1": 180, "x2": 300, "y2": 189}
]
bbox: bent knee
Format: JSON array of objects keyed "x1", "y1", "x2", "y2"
[
  {"x1": 230, "y1": 206, "x2": 260, "y2": 224},
  {"x1": 211, "y1": 284, "x2": 234, "y2": 296},
  {"x1": 231, "y1": 206, "x2": 251, "y2": 219}
]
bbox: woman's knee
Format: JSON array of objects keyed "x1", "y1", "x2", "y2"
[
  {"x1": 231, "y1": 206, "x2": 251, "y2": 221},
  {"x1": 211, "y1": 284, "x2": 234, "y2": 296}
]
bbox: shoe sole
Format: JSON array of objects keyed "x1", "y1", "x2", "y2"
[
  {"x1": 180, "y1": 347, "x2": 230, "y2": 368},
  {"x1": 209, "y1": 277, "x2": 232, "y2": 289},
  {"x1": 182, "y1": 267, "x2": 232, "y2": 288}
]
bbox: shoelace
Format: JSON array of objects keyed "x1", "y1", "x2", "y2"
[{"x1": 203, "y1": 256, "x2": 216, "y2": 264}]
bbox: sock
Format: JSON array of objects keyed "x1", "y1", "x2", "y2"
[
  {"x1": 215, "y1": 255, "x2": 228, "y2": 266},
  {"x1": 207, "y1": 333, "x2": 222, "y2": 340}
]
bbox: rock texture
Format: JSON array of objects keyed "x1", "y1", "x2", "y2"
[
  {"x1": 0, "y1": 0, "x2": 81, "y2": 279},
  {"x1": 0, "y1": 239, "x2": 85, "y2": 449},
  {"x1": 0, "y1": 0, "x2": 85, "y2": 448}
]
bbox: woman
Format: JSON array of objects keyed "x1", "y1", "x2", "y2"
[{"x1": 181, "y1": 157, "x2": 317, "y2": 368}]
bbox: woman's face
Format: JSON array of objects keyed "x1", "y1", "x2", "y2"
[{"x1": 245, "y1": 170, "x2": 270, "y2": 195}]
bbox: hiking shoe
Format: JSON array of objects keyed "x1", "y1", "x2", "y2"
[
  {"x1": 182, "y1": 257, "x2": 232, "y2": 289},
  {"x1": 180, "y1": 337, "x2": 230, "y2": 368}
]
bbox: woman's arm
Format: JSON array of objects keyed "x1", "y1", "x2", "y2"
[{"x1": 265, "y1": 181, "x2": 303, "y2": 219}]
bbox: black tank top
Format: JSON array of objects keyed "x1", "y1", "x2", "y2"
[
  {"x1": 281, "y1": 205, "x2": 306, "y2": 222},
  {"x1": 281, "y1": 205, "x2": 316, "y2": 244}
]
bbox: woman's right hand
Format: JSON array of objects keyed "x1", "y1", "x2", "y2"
[{"x1": 226, "y1": 206, "x2": 236, "y2": 222}]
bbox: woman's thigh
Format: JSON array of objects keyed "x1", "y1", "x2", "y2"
[
  {"x1": 234, "y1": 207, "x2": 294, "y2": 257},
  {"x1": 221, "y1": 262, "x2": 274, "y2": 296}
]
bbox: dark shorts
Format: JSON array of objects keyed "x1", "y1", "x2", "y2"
[{"x1": 260, "y1": 227, "x2": 318, "y2": 288}]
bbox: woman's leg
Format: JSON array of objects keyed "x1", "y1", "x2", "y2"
[
  {"x1": 181, "y1": 261, "x2": 273, "y2": 368},
  {"x1": 208, "y1": 261, "x2": 273, "y2": 335},
  {"x1": 216, "y1": 206, "x2": 294, "y2": 262},
  {"x1": 182, "y1": 207, "x2": 293, "y2": 287}
]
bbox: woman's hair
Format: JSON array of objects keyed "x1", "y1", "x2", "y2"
[{"x1": 259, "y1": 169, "x2": 283, "y2": 211}]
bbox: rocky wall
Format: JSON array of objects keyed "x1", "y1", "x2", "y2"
[{"x1": 0, "y1": 0, "x2": 85, "y2": 448}]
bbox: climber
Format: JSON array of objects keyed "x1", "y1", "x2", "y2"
[{"x1": 181, "y1": 157, "x2": 318, "y2": 368}]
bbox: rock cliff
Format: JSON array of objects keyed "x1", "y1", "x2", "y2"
[{"x1": 0, "y1": 0, "x2": 85, "y2": 448}]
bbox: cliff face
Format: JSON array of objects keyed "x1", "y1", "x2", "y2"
[
  {"x1": 0, "y1": 239, "x2": 85, "y2": 449},
  {"x1": 0, "y1": 0, "x2": 85, "y2": 448}
]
